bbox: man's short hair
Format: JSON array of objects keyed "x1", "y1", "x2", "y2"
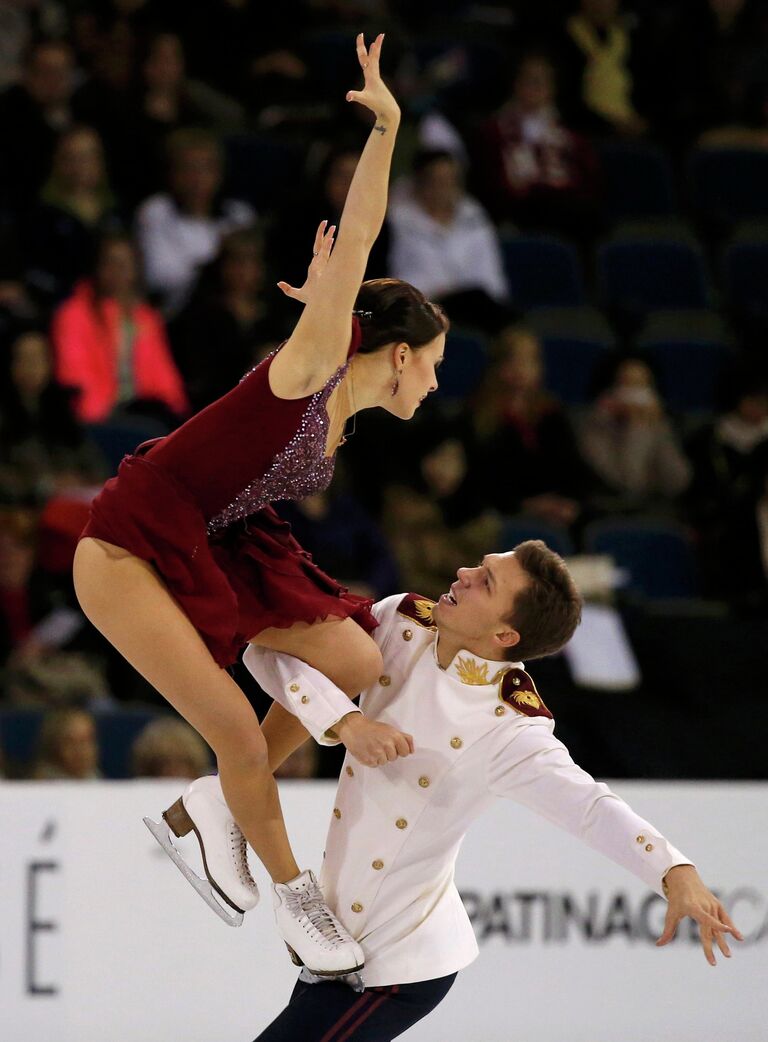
[{"x1": 504, "y1": 540, "x2": 582, "y2": 661}]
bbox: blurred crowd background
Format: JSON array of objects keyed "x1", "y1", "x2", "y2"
[{"x1": 1, "y1": 0, "x2": 767, "y2": 784}]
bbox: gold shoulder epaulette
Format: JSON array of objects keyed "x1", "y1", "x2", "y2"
[
  {"x1": 396, "y1": 593, "x2": 437, "y2": 630},
  {"x1": 500, "y1": 669, "x2": 553, "y2": 719}
]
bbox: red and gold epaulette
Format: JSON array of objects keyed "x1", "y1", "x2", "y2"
[
  {"x1": 500, "y1": 669, "x2": 553, "y2": 719},
  {"x1": 396, "y1": 593, "x2": 437, "y2": 630}
]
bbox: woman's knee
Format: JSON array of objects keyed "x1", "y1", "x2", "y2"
[{"x1": 213, "y1": 720, "x2": 269, "y2": 771}]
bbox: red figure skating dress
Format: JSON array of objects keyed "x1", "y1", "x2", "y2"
[{"x1": 81, "y1": 318, "x2": 377, "y2": 667}]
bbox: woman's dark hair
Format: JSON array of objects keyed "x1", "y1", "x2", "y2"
[{"x1": 354, "y1": 278, "x2": 449, "y2": 353}]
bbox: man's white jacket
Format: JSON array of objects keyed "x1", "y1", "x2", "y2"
[{"x1": 244, "y1": 593, "x2": 692, "y2": 987}]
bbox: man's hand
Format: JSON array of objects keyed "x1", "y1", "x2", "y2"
[
  {"x1": 335, "y1": 712, "x2": 414, "y2": 767},
  {"x1": 657, "y1": 864, "x2": 743, "y2": 965}
]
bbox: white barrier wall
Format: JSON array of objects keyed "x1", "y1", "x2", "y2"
[{"x1": 1, "y1": 780, "x2": 766, "y2": 1042}]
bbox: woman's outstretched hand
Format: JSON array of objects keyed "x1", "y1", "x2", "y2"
[
  {"x1": 277, "y1": 219, "x2": 336, "y2": 305},
  {"x1": 345, "y1": 33, "x2": 400, "y2": 125}
]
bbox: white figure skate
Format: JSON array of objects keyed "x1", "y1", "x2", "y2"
[
  {"x1": 143, "y1": 774, "x2": 259, "y2": 927},
  {"x1": 273, "y1": 870, "x2": 365, "y2": 978}
]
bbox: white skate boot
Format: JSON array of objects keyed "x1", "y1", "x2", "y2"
[
  {"x1": 273, "y1": 870, "x2": 365, "y2": 978},
  {"x1": 143, "y1": 775, "x2": 258, "y2": 927}
]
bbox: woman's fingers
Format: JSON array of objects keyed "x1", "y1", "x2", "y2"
[
  {"x1": 312, "y1": 220, "x2": 327, "y2": 256},
  {"x1": 276, "y1": 280, "x2": 297, "y2": 298}
]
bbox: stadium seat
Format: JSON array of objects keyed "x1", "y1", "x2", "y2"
[
  {"x1": 723, "y1": 239, "x2": 768, "y2": 326},
  {"x1": 690, "y1": 148, "x2": 768, "y2": 225},
  {"x1": 594, "y1": 140, "x2": 677, "y2": 221},
  {"x1": 501, "y1": 235, "x2": 585, "y2": 309},
  {"x1": 86, "y1": 418, "x2": 167, "y2": 473},
  {"x1": 495, "y1": 516, "x2": 575, "y2": 558},
  {"x1": 525, "y1": 306, "x2": 616, "y2": 405},
  {"x1": 597, "y1": 239, "x2": 710, "y2": 316},
  {"x1": 224, "y1": 134, "x2": 307, "y2": 212},
  {"x1": 584, "y1": 519, "x2": 698, "y2": 599},
  {"x1": 435, "y1": 327, "x2": 489, "y2": 401},
  {"x1": 638, "y1": 335, "x2": 733, "y2": 413}
]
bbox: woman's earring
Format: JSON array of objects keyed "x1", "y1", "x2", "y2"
[{"x1": 391, "y1": 369, "x2": 402, "y2": 397}]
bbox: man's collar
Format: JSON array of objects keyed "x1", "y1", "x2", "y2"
[{"x1": 434, "y1": 638, "x2": 523, "y2": 685}]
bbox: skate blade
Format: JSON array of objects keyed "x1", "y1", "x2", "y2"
[
  {"x1": 298, "y1": 966, "x2": 365, "y2": 993},
  {"x1": 143, "y1": 816, "x2": 244, "y2": 928},
  {"x1": 286, "y1": 944, "x2": 364, "y2": 981}
]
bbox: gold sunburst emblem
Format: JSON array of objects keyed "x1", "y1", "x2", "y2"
[
  {"x1": 455, "y1": 656, "x2": 490, "y2": 685},
  {"x1": 413, "y1": 599, "x2": 435, "y2": 624},
  {"x1": 513, "y1": 690, "x2": 541, "y2": 709}
]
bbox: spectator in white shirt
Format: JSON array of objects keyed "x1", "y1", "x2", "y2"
[
  {"x1": 135, "y1": 128, "x2": 255, "y2": 315},
  {"x1": 388, "y1": 149, "x2": 514, "y2": 334}
]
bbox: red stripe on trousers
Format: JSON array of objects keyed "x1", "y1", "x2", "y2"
[
  {"x1": 335, "y1": 985, "x2": 400, "y2": 1042},
  {"x1": 319, "y1": 992, "x2": 375, "y2": 1042}
]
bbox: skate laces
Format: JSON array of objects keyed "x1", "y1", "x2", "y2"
[
  {"x1": 228, "y1": 823, "x2": 256, "y2": 888},
  {"x1": 285, "y1": 885, "x2": 350, "y2": 946}
]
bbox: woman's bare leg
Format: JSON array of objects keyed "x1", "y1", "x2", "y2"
[
  {"x1": 254, "y1": 616, "x2": 383, "y2": 771},
  {"x1": 73, "y1": 536, "x2": 300, "y2": 882}
]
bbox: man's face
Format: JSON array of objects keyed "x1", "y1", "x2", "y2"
[{"x1": 432, "y1": 552, "x2": 528, "y2": 654}]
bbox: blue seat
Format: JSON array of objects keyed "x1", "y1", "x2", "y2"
[
  {"x1": 0, "y1": 708, "x2": 43, "y2": 773},
  {"x1": 224, "y1": 134, "x2": 306, "y2": 212},
  {"x1": 540, "y1": 335, "x2": 614, "y2": 405},
  {"x1": 598, "y1": 239, "x2": 710, "y2": 315},
  {"x1": 435, "y1": 328, "x2": 489, "y2": 401},
  {"x1": 501, "y1": 235, "x2": 585, "y2": 309},
  {"x1": 495, "y1": 517, "x2": 575, "y2": 558},
  {"x1": 690, "y1": 148, "x2": 768, "y2": 224},
  {"x1": 86, "y1": 418, "x2": 166, "y2": 473},
  {"x1": 723, "y1": 240, "x2": 768, "y2": 323},
  {"x1": 584, "y1": 519, "x2": 698, "y2": 599},
  {"x1": 639, "y1": 337, "x2": 732, "y2": 413},
  {"x1": 595, "y1": 141, "x2": 676, "y2": 220}
]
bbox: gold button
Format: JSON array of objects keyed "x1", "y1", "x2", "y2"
[
  {"x1": 289, "y1": 683, "x2": 300, "y2": 692},
  {"x1": 418, "y1": 776, "x2": 430, "y2": 788},
  {"x1": 512, "y1": 676, "x2": 521, "y2": 686},
  {"x1": 636, "y1": 835, "x2": 645, "y2": 844},
  {"x1": 351, "y1": 902, "x2": 363, "y2": 913},
  {"x1": 494, "y1": 705, "x2": 506, "y2": 716},
  {"x1": 450, "y1": 737, "x2": 463, "y2": 749},
  {"x1": 333, "y1": 808, "x2": 341, "y2": 819},
  {"x1": 396, "y1": 818, "x2": 408, "y2": 829},
  {"x1": 379, "y1": 675, "x2": 391, "y2": 687},
  {"x1": 346, "y1": 765, "x2": 354, "y2": 777},
  {"x1": 403, "y1": 629, "x2": 413, "y2": 641},
  {"x1": 645, "y1": 843, "x2": 654, "y2": 853},
  {"x1": 372, "y1": 859, "x2": 384, "y2": 870},
  {"x1": 300, "y1": 694, "x2": 309, "y2": 704}
]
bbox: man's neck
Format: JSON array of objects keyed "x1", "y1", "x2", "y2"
[{"x1": 435, "y1": 633, "x2": 504, "y2": 671}]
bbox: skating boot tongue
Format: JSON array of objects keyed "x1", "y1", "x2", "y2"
[{"x1": 284, "y1": 869, "x2": 316, "y2": 893}]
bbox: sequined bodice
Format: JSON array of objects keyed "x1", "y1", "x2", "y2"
[{"x1": 206, "y1": 361, "x2": 349, "y2": 536}]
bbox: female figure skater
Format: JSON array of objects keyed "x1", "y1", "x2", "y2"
[{"x1": 73, "y1": 34, "x2": 448, "y2": 977}]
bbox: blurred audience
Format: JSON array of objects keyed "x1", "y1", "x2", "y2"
[
  {"x1": 135, "y1": 127, "x2": 255, "y2": 314},
  {"x1": 51, "y1": 232, "x2": 189, "y2": 425},
  {"x1": 0, "y1": 327, "x2": 105, "y2": 503},
  {"x1": 30, "y1": 706, "x2": 101, "y2": 779},
  {"x1": 24, "y1": 124, "x2": 122, "y2": 313},
  {"x1": 473, "y1": 327, "x2": 591, "y2": 528},
  {"x1": 477, "y1": 53, "x2": 601, "y2": 246},
  {"x1": 578, "y1": 357, "x2": 692, "y2": 512},
  {"x1": 170, "y1": 226, "x2": 285, "y2": 410},
  {"x1": 389, "y1": 148, "x2": 513, "y2": 335},
  {"x1": 131, "y1": 716, "x2": 212, "y2": 779}
]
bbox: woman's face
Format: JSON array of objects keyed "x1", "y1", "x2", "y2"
[
  {"x1": 11, "y1": 333, "x2": 51, "y2": 397},
  {"x1": 54, "y1": 129, "x2": 104, "y2": 192},
  {"x1": 221, "y1": 243, "x2": 264, "y2": 296},
  {"x1": 415, "y1": 159, "x2": 462, "y2": 213},
  {"x1": 170, "y1": 145, "x2": 221, "y2": 210},
  {"x1": 325, "y1": 154, "x2": 358, "y2": 213},
  {"x1": 96, "y1": 240, "x2": 138, "y2": 297},
  {"x1": 497, "y1": 333, "x2": 543, "y2": 392},
  {"x1": 56, "y1": 713, "x2": 98, "y2": 778},
  {"x1": 386, "y1": 334, "x2": 446, "y2": 419}
]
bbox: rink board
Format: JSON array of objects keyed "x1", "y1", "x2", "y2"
[{"x1": 1, "y1": 780, "x2": 766, "y2": 1042}]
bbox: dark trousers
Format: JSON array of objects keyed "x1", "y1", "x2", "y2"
[{"x1": 254, "y1": 972, "x2": 457, "y2": 1042}]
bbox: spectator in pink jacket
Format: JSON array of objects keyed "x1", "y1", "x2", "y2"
[{"x1": 51, "y1": 232, "x2": 189, "y2": 426}]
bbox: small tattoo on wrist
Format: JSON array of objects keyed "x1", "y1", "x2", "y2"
[{"x1": 374, "y1": 123, "x2": 387, "y2": 135}]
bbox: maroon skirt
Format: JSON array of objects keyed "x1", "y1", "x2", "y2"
[{"x1": 82, "y1": 453, "x2": 378, "y2": 668}]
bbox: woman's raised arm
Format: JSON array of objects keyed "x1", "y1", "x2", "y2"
[{"x1": 270, "y1": 34, "x2": 400, "y2": 396}]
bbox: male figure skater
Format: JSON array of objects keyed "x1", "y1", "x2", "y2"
[{"x1": 235, "y1": 540, "x2": 741, "y2": 1041}]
